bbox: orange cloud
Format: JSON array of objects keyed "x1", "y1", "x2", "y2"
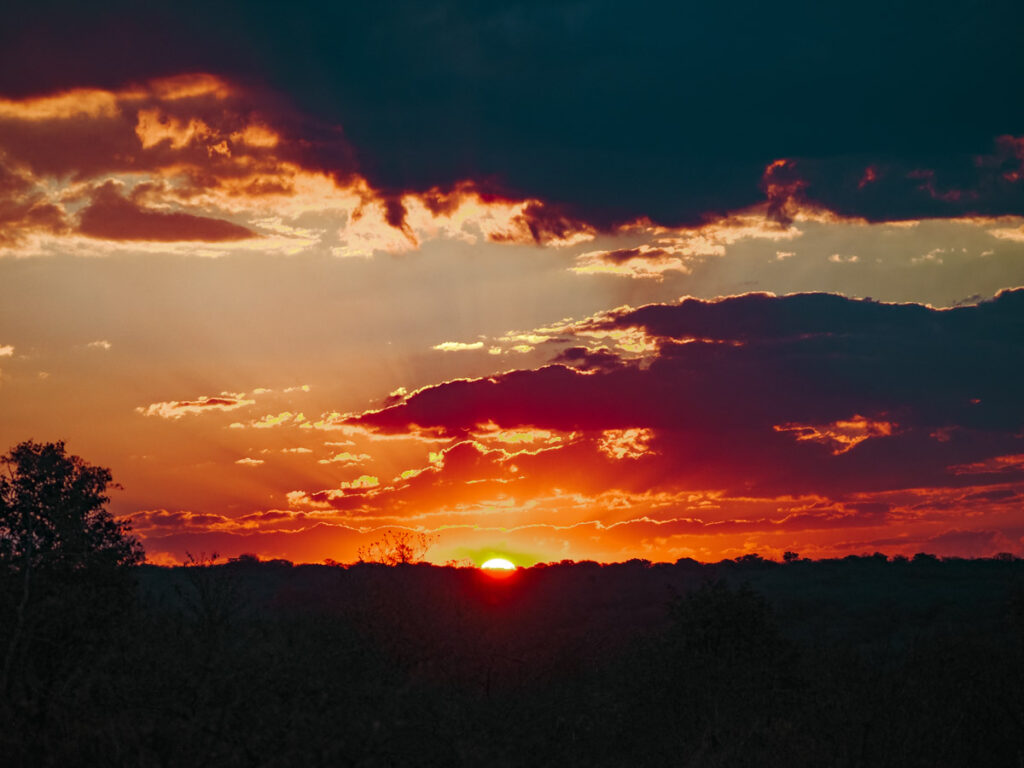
[
  {"x1": 137, "y1": 392, "x2": 256, "y2": 418},
  {"x1": 774, "y1": 416, "x2": 897, "y2": 455},
  {"x1": 317, "y1": 451, "x2": 371, "y2": 466},
  {"x1": 598, "y1": 428, "x2": 655, "y2": 460},
  {"x1": 949, "y1": 454, "x2": 1024, "y2": 475}
]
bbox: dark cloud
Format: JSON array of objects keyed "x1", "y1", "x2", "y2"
[
  {"x1": 77, "y1": 182, "x2": 255, "y2": 242},
  {"x1": 128, "y1": 509, "x2": 232, "y2": 532},
  {"x1": 487, "y1": 201, "x2": 593, "y2": 245},
  {"x1": 549, "y1": 346, "x2": 625, "y2": 372},
  {"x1": 763, "y1": 141, "x2": 1024, "y2": 225},
  {"x1": 588, "y1": 289, "x2": 1024, "y2": 348},
  {"x1": 349, "y1": 291, "x2": 1024, "y2": 497},
  {"x1": 596, "y1": 248, "x2": 673, "y2": 265},
  {"x1": 2, "y1": 1, "x2": 1022, "y2": 227}
]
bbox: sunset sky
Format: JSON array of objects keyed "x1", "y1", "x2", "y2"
[{"x1": 2, "y1": 1, "x2": 1023, "y2": 565}]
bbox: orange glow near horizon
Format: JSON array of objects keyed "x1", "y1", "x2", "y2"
[
  {"x1": 480, "y1": 557, "x2": 517, "y2": 578},
  {"x1": 481, "y1": 557, "x2": 516, "y2": 570}
]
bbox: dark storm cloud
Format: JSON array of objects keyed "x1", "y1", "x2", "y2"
[
  {"x1": 349, "y1": 291, "x2": 1024, "y2": 496},
  {"x1": 2, "y1": 0, "x2": 1022, "y2": 228}
]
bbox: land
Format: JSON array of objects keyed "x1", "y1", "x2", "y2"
[{"x1": 2, "y1": 555, "x2": 1023, "y2": 767}]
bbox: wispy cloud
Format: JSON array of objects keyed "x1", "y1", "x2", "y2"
[{"x1": 137, "y1": 392, "x2": 255, "y2": 419}]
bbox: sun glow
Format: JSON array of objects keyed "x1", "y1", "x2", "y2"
[{"x1": 480, "y1": 557, "x2": 516, "y2": 571}]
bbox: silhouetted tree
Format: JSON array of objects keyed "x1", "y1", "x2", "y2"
[
  {"x1": 358, "y1": 529, "x2": 436, "y2": 565},
  {"x1": 228, "y1": 552, "x2": 260, "y2": 564},
  {"x1": 0, "y1": 440, "x2": 142, "y2": 695},
  {"x1": 0, "y1": 440, "x2": 142, "y2": 574}
]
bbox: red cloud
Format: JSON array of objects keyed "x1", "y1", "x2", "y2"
[{"x1": 346, "y1": 291, "x2": 1024, "y2": 505}]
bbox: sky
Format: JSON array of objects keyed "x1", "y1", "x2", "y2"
[{"x1": 1, "y1": 1, "x2": 1023, "y2": 565}]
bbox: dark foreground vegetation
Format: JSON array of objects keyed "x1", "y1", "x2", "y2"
[
  {"x1": 0, "y1": 555, "x2": 1022, "y2": 767},
  {"x1": 2, "y1": 441, "x2": 1023, "y2": 766}
]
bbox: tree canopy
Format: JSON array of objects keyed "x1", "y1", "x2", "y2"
[{"x1": 0, "y1": 440, "x2": 143, "y2": 573}]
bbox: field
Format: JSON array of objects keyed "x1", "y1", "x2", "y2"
[{"x1": 2, "y1": 556, "x2": 1023, "y2": 767}]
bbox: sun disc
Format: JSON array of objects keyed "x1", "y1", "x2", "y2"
[{"x1": 481, "y1": 557, "x2": 516, "y2": 570}]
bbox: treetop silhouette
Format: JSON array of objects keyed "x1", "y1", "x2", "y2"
[
  {"x1": 0, "y1": 439, "x2": 143, "y2": 574},
  {"x1": 357, "y1": 529, "x2": 436, "y2": 566}
]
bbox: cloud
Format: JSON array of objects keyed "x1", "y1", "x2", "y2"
[
  {"x1": 549, "y1": 346, "x2": 624, "y2": 372},
  {"x1": 990, "y1": 224, "x2": 1024, "y2": 242},
  {"x1": 0, "y1": 68, "x2": 1018, "y2": 266},
  {"x1": 137, "y1": 392, "x2": 255, "y2": 418},
  {"x1": 0, "y1": 345, "x2": 13, "y2": 357},
  {"x1": 126, "y1": 508, "x2": 236, "y2": 533},
  {"x1": 339, "y1": 475, "x2": 379, "y2": 490},
  {"x1": 0, "y1": 24, "x2": 1020, "y2": 260},
  {"x1": 774, "y1": 416, "x2": 897, "y2": 455},
  {"x1": 481, "y1": 200, "x2": 595, "y2": 246},
  {"x1": 573, "y1": 212, "x2": 802, "y2": 279},
  {"x1": 231, "y1": 411, "x2": 308, "y2": 429},
  {"x1": 343, "y1": 290, "x2": 1024, "y2": 506},
  {"x1": 598, "y1": 429, "x2": 655, "y2": 460},
  {"x1": 0, "y1": 74, "x2": 357, "y2": 256},
  {"x1": 773, "y1": 138, "x2": 1024, "y2": 224},
  {"x1": 7, "y1": 3, "x2": 1022, "y2": 232},
  {"x1": 317, "y1": 451, "x2": 371, "y2": 465},
  {"x1": 125, "y1": 506, "x2": 325, "y2": 537},
  {"x1": 0, "y1": 74, "x2": 611, "y2": 260},
  {"x1": 432, "y1": 341, "x2": 484, "y2": 352},
  {"x1": 86, "y1": 339, "x2": 112, "y2": 350},
  {"x1": 78, "y1": 181, "x2": 255, "y2": 242},
  {"x1": 0, "y1": 161, "x2": 68, "y2": 246}
]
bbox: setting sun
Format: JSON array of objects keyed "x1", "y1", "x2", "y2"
[{"x1": 480, "y1": 557, "x2": 516, "y2": 571}]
